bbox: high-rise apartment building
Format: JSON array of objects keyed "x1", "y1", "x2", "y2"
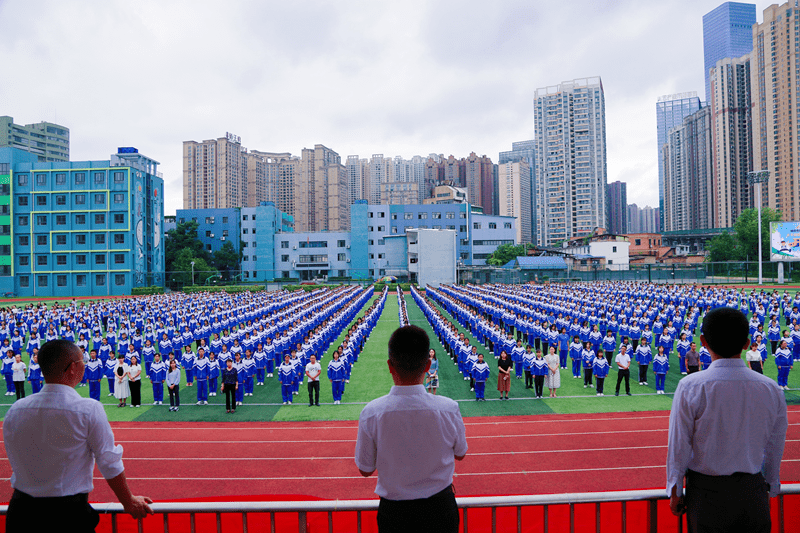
[
  {"x1": 606, "y1": 181, "x2": 628, "y2": 234},
  {"x1": 183, "y1": 134, "x2": 249, "y2": 209},
  {"x1": 656, "y1": 93, "x2": 702, "y2": 232},
  {"x1": 662, "y1": 107, "x2": 715, "y2": 231},
  {"x1": 534, "y1": 78, "x2": 607, "y2": 246},
  {"x1": 751, "y1": 2, "x2": 800, "y2": 221},
  {"x1": 709, "y1": 53, "x2": 753, "y2": 228},
  {"x1": 499, "y1": 140, "x2": 536, "y2": 242},
  {"x1": 627, "y1": 204, "x2": 660, "y2": 233},
  {"x1": 346, "y1": 155, "x2": 367, "y2": 205},
  {"x1": 464, "y1": 152, "x2": 495, "y2": 216},
  {"x1": 294, "y1": 144, "x2": 349, "y2": 232},
  {"x1": 0, "y1": 116, "x2": 69, "y2": 162},
  {"x1": 703, "y1": 2, "x2": 757, "y2": 102},
  {"x1": 498, "y1": 161, "x2": 532, "y2": 244},
  {"x1": 247, "y1": 150, "x2": 291, "y2": 208}
]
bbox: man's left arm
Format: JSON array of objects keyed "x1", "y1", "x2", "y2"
[
  {"x1": 763, "y1": 393, "x2": 789, "y2": 497},
  {"x1": 354, "y1": 413, "x2": 376, "y2": 477},
  {"x1": 666, "y1": 381, "x2": 694, "y2": 513}
]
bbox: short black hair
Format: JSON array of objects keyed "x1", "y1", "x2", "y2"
[
  {"x1": 39, "y1": 339, "x2": 80, "y2": 377},
  {"x1": 702, "y1": 307, "x2": 749, "y2": 358},
  {"x1": 388, "y1": 325, "x2": 430, "y2": 379}
]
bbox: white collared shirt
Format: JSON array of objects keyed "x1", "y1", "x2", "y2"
[
  {"x1": 355, "y1": 384, "x2": 468, "y2": 500},
  {"x1": 3, "y1": 384, "x2": 125, "y2": 497},
  {"x1": 667, "y1": 358, "x2": 787, "y2": 497}
]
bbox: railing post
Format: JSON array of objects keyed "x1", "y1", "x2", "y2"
[
  {"x1": 242, "y1": 511, "x2": 248, "y2": 533},
  {"x1": 111, "y1": 513, "x2": 118, "y2": 533},
  {"x1": 595, "y1": 502, "x2": 601, "y2": 533},
  {"x1": 215, "y1": 512, "x2": 221, "y2": 533},
  {"x1": 647, "y1": 499, "x2": 657, "y2": 533},
  {"x1": 164, "y1": 513, "x2": 170, "y2": 533},
  {"x1": 492, "y1": 506, "x2": 496, "y2": 533},
  {"x1": 517, "y1": 505, "x2": 521, "y2": 533},
  {"x1": 621, "y1": 501, "x2": 626, "y2": 533},
  {"x1": 543, "y1": 505, "x2": 548, "y2": 533},
  {"x1": 297, "y1": 510, "x2": 305, "y2": 533},
  {"x1": 190, "y1": 512, "x2": 196, "y2": 533},
  {"x1": 463, "y1": 507, "x2": 468, "y2": 533},
  {"x1": 779, "y1": 494, "x2": 784, "y2": 533},
  {"x1": 570, "y1": 503, "x2": 575, "y2": 533},
  {"x1": 138, "y1": 518, "x2": 144, "y2": 533}
]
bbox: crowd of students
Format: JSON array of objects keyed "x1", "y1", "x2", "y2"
[{"x1": 0, "y1": 284, "x2": 387, "y2": 408}]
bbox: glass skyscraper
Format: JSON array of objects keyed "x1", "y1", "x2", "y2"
[
  {"x1": 656, "y1": 93, "x2": 701, "y2": 232},
  {"x1": 702, "y1": 2, "x2": 756, "y2": 103}
]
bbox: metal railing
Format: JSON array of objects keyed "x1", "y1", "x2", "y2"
[{"x1": 2, "y1": 484, "x2": 797, "y2": 533}]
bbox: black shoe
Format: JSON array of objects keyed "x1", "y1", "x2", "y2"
[
  {"x1": 615, "y1": 392, "x2": 619, "y2": 396},
  {"x1": 626, "y1": 392, "x2": 632, "y2": 396},
  {"x1": 309, "y1": 404, "x2": 313, "y2": 407}
]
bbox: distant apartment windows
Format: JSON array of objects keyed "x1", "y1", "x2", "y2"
[
  {"x1": 94, "y1": 193, "x2": 105, "y2": 205},
  {"x1": 392, "y1": 213, "x2": 398, "y2": 220},
  {"x1": 36, "y1": 195, "x2": 46, "y2": 207},
  {"x1": 222, "y1": 230, "x2": 228, "y2": 237},
  {"x1": 222, "y1": 217, "x2": 228, "y2": 223},
  {"x1": 281, "y1": 255, "x2": 289, "y2": 262},
  {"x1": 114, "y1": 214, "x2": 124, "y2": 224},
  {"x1": 404, "y1": 213, "x2": 413, "y2": 220},
  {"x1": 115, "y1": 274, "x2": 125, "y2": 286},
  {"x1": 391, "y1": 227, "x2": 397, "y2": 234},
  {"x1": 205, "y1": 230, "x2": 212, "y2": 237},
  {"x1": 18, "y1": 236, "x2": 28, "y2": 246},
  {"x1": 243, "y1": 256, "x2": 249, "y2": 262},
  {"x1": 75, "y1": 234, "x2": 86, "y2": 245},
  {"x1": 113, "y1": 171, "x2": 125, "y2": 183},
  {"x1": 473, "y1": 222, "x2": 481, "y2": 229},
  {"x1": 379, "y1": 212, "x2": 385, "y2": 218},
  {"x1": 446, "y1": 212, "x2": 455, "y2": 219},
  {"x1": 93, "y1": 173, "x2": 105, "y2": 185},
  {"x1": 38, "y1": 275, "x2": 48, "y2": 287},
  {"x1": 56, "y1": 255, "x2": 67, "y2": 266},
  {"x1": 338, "y1": 253, "x2": 346, "y2": 261},
  {"x1": 281, "y1": 241, "x2": 289, "y2": 249},
  {"x1": 37, "y1": 255, "x2": 47, "y2": 266},
  {"x1": 36, "y1": 215, "x2": 47, "y2": 226},
  {"x1": 378, "y1": 253, "x2": 384, "y2": 259},
  {"x1": 369, "y1": 212, "x2": 374, "y2": 218},
  {"x1": 489, "y1": 223, "x2": 497, "y2": 229},
  {"x1": 179, "y1": 218, "x2": 185, "y2": 224},
  {"x1": 433, "y1": 225, "x2": 442, "y2": 230},
  {"x1": 17, "y1": 196, "x2": 28, "y2": 207},
  {"x1": 75, "y1": 173, "x2": 85, "y2": 185},
  {"x1": 36, "y1": 174, "x2": 46, "y2": 186},
  {"x1": 114, "y1": 254, "x2": 125, "y2": 264},
  {"x1": 338, "y1": 240, "x2": 346, "y2": 248},
  {"x1": 242, "y1": 215, "x2": 248, "y2": 221},
  {"x1": 19, "y1": 256, "x2": 29, "y2": 267},
  {"x1": 378, "y1": 226, "x2": 385, "y2": 232},
  {"x1": 114, "y1": 193, "x2": 124, "y2": 203},
  {"x1": 95, "y1": 254, "x2": 106, "y2": 265},
  {"x1": 242, "y1": 228, "x2": 248, "y2": 234},
  {"x1": 56, "y1": 195, "x2": 66, "y2": 206},
  {"x1": 418, "y1": 212, "x2": 427, "y2": 219},
  {"x1": 504, "y1": 222, "x2": 512, "y2": 229},
  {"x1": 56, "y1": 234, "x2": 66, "y2": 245},
  {"x1": 75, "y1": 214, "x2": 86, "y2": 225},
  {"x1": 76, "y1": 275, "x2": 87, "y2": 287},
  {"x1": 612, "y1": 246, "x2": 617, "y2": 253},
  {"x1": 205, "y1": 217, "x2": 214, "y2": 224},
  {"x1": 432, "y1": 212, "x2": 441, "y2": 219},
  {"x1": 114, "y1": 234, "x2": 124, "y2": 244},
  {"x1": 37, "y1": 235, "x2": 47, "y2": 246},
  {"x1": 251, "y1": 215, "x2": 256, "y2": 221},
  {"x1": 369, "y1": 253, "x2": 374, "y2": 259},
  {"x1": 75, "y1": 194, "x2": 86, "y2": 205},
  {"x1": 95, "y1": 234, "x2": 105, "y2": 245},
  {"x1": 95, "y1": 274, "x2": 106, "y2": 286},
  {"x1": 19, "y1": 276, "x2": 29, "y2": 288},
  {"x1": 17, "y1": 175, "x2": 28, "y2": 186},
  {"x1": 95, "y1": 214, "x2": 105, "y2": 225},
  {"x1": 76, "y1": 255, "x2": 86, "y2": 265}
]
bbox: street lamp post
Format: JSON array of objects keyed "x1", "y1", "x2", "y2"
[
  {"x1": 190, "y1": 261, "x2": 195, "y2": 286},
  {"x1": 748, "y1": 171, "x2": 770, "y2": 286}
]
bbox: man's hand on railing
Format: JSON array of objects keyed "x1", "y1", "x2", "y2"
[{"x1": 124, "y1": 495, "x2": 154, "y2": 519}]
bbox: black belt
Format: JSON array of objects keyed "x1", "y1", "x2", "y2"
[
  {"x1": 380, "y1": 484, "x2": 454, "y2": 504},
  {"x1": 12, "y1": 488, "x2": 89, "y2": 504},
  {"x1": 687, "y1": 469, "x2": 768, "y2": 491}
]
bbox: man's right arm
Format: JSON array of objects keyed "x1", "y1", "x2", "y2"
[
  {"x1": 763, "y1": 391, "x2": 789, "y2": 497},
  {"x1": 666, "y1": 381, "x2": 693, "y2": 500}
]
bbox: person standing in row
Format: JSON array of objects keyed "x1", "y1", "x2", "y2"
[
  {"x1": 426, "y1": 349, "x2": 439, "y2": 395},
  {"x1": 11, "y1": 354, "x2": 26, "y2": 400},
  {"x1": 128, "y1": 356, "x2": 142, "y2": 408},
  {"x1": 685, "y1": 342, "x2": 700, "y2": 374},
  {"x1": 114, "y1": 354, "x2": 130, "y2": 408},
  {"x1": 582, "y1": 342, "x2": 595, "y2": 388},
  {"x1": 614, "y1": 345, "x2": 631, "y2": 396},
  {"x1": 592, "y1": 352, "x2": 610, "y2": 396},
  {"x1": 497, "y1": 350, "x2": 512, "y2": 400},
  {"x1": 545, "y1": 346, "x2": 560, "y2": 398},
  {"x1": 653, "y1": 346, "x2": 669, "y2": 394},
  {"x1": 532, "y1": 348, "x2": 547, "y2": 399},
  {"x1": 27, "y1": 354, "x2": 42, "y2": 394},
  {"x1": 166, "y1": 359, "x2": 181, "y2": 412},
  {"x1": 279, "y1": 354, "x2": 296, "y2": 405},
  {"x1": 221, "y1": 358, "x2": 238, "y2": 413},
  {"x1": 149, "y1": 353, "x2": 166, "y2": 405},
  {"x1": 471, "y1": 353, "x2": 490, "y2": 401},
  {"x1": 85, "y1": 350, "x2": 103, "y2": 402},
  {"x1": 746, "y1": 342, "x2": 763, "y2": 373},
  {"x1": 305, "y1": 354, "x2": 321, "y2": 406}
]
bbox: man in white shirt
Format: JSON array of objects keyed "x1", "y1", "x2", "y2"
[
  {"x1": 614, "y1": 344, "x2": 631, "y2": 396},
  {"x1": 3, "y1": 339, "x2": 153, "y2": 532},
  {"x1": 355, "y1": 325, "x2": 467, "y2": 533},
  {"x1": 305, "y1": 354, "x2": 321, "y2": 406},
  {"x1": 667, "y1": 307, "x2": 787, "y2": 533}
]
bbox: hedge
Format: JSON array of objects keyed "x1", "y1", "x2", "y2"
[
  {"x1": 131, "y1": 286, "x2": 165, "y2": 296},
  {"x1": 181, "y1": 285, "x2": 265, "y2": 294},
  {"x1": 373, "y1": 283, "x2": 411, "y2": 292}
]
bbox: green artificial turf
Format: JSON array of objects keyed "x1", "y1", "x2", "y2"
[{"x1": 0, "y1": 289, "x2": 798, "y2": 423}]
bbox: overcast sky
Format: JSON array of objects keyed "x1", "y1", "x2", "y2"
[{"x1": 0, "y1": 0, "x2": 772, "y2": 216}]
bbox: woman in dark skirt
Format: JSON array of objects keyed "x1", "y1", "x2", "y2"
[
  {"x1": 221, "y1": 358, "x2": 239, "y2": 413},
  {"x1": 497, "y1": 350, "x2": 512, "y2": 400},
  {"x1": 128, "y1": 355, "x2": 142, "y2": 407}
]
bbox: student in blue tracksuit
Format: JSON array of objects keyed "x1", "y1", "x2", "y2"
[
  {"x1": 557, "y1": 328, "x2": 570, "y2": 369},
  {"x1": 775, "y1": 339, "x2": 793, "y2": 390},
  {"x1": 676, "y1": 333, "x2": 690, "y2": 375},
  {"x1": 569, "y1": 336, "x2": 583, "y2": 378},
  {"x1": 104, "y1": 352, "x2": 117, "y2": 396},
  {"x1": 194, "y1": 348, "x2": 209, "y2": 405},
  {"x1": 84, "y1": 350, "x2": 104, "y2": 401},
  {"x1": 254, "y1": 343, "x2": 267, "y2": 385},
  {"x1": 181, "y1": 346, "x2": 195, "y2": 387},
  {"x1": 582, "y1": 342, "x2": 595, "y2": 388},
  {"x1": 149, "y1": 353, "x2": 167, "y2": 405},
  {"x1": 2, "y1": 350, "x2": 14, "y2": 396},
  {"x1": 26, "y1": 353, "x2": 43, "y2": 394},
  {"x1": 327, "y1": 351, "x2": 346, "y2": 404},
  {"x1": 512, "y1": 340, "x2": 526, "y2": 379},
  {"x1": 532, "y1": 349, "x2": 548, "y2": 399},
  {"x1": 522, "y1": 344, "x2": 535, "y2": 389},
  {"x1": 698, "y1": 345, "x2": 712, "y2": 370},
  {"x1": 466, "y1": 346, "x2": 479, "y2": 391},
  {"x1": 652, "y1": 345, "x2": 669, "y2": 394},
  {"x1": 141, "y1": 340, "x2": 156, "y2": 377},
  {"x1": 471, "y1": 354, "x2": 490, "y2": 401},
  {"x1": 243, "y1": 350, "x2": 256, "y2": 396},
  {"x1": 589, "y1": 325, "x2": 602, "y2": 357},
  {"x1": 279, "y1": 354, "x2": 296, "y2": 405},
  {"x1": 207, "y1": 353, "x2": 219, "y2": 397},
  {"x1": 601, "y1": 331, "x2": 616, "y2": 361},
  {"x1": 592, "y1": 352, "x2": 610, "y2": 396},
  {"x1": 234, "y1": 353, "x2": 246, "y2": 406},
  {"x1": 264, "y1": 338, "x2": 276, "y2": 377},
  {"x1": 634, "y1": 340, "x2": 652, "y2": 385}
]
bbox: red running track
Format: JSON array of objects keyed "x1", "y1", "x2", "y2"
[{"x1": 1, "y1": 407, "x2": 798, "y2": 505}]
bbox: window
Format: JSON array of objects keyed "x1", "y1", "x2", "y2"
[
  {"x1": 75, "y1": 214, "x2": 86, "y2": 225},
  {"x1": 18, "y1": 216, "x2": 28, "y2": 226},
  {"x1": 460, "y1": 212, "x2": 466, "y2": 218},
  {"x1": 205, "y1": 217, "x2": 214, "y2": 224},
  {"x1": 252, "y1": 229, "x2": 256, "y2": 234},
  {"x1": 222, "y1": 230, "x2": 228, "y2": 237},
  {"x1": 222, "y1": 217, "x2": 228, "y2": 223},
  {"x1": 369, "y1": 212, "x2": 374, "y2": 218},
  {"x1": 205, "y1": 230, "x2": 212, "y2": 237},
  {"x1": 19, "y1": 256, "x2": 28, "y2": 266},
  {"x1": 281, "y1": 255, "x2": 289, "y2": 262},
  {"x1": 433, "y1": 225, "x2": 441, "y2": 230},
  {"x1": 114, "y1": 234, "x2": 124, "y2": 244},
  {"x1": 56, "y1": 255, "x2": 67, "y2": 266},
  {"x1": 93, "y1": 172, "x2": 105, "y2": 185},
  {"x1": 243, "y1": 255, "x2": 249, "y2": 262},
  {"x1": 75, "y1": 234, "x2": 86, "y2": 245},
  {"x1": 38, "y1": 275, "x2": 48, "y2": 287},
  {"x1": 94, "y1": 193, "x2": 105, "y2": 205},
  {"x1": 56, "y1": 234, "x2": 66, "y2": 245},
  {"x1": 36, "y1": 174, "x2": 46, "y2": 186},
  {"x1": 473, "y1": 222, "x2": 481, "y2": 229},
  {"x1": 242, "y1": 215, "x2": 248, "y2": 221},
  {"x1": 95, "y1": 255, "x2": 106, "y2": 265},
  {"x1": 392, "y1": 213, "x2": 397, "y2": 220},
  {"x1": 114, "y1": 213, "x2": 124, "y2": 224},
  {"x1": 432, "y1": 212, "x2": 441, "y2": 219},
  {"x1": 56, "y1": 195, "x2": 66, "y2": 206},
  {"x1": 113, "y1": 171, "x2": 125, "y2": 183},
  {"x1": 369, "y1": 226, "x2": 373, "y2": 232},
  {"x1": 95, "y1": 214, "x2": 105, "y2": 225},
  {"x1": 114, "y1": 193, "x2": 124, "y2": 203},
  {"x1": 446, "y1": 212, "x2": 455, "y2": 219},
  {"x1": 251, "y1": 215, "x2": 256, "y2": 221},
  {"x1": 19, "y1": 276, "x2": 29, "y2": 288},
  {"x1": 57, "y1": 275, "x2": 67, "y2": 287},
  {"x1": 489, "y1": 223, "x2": 497, "y2": 229},
  {"x1": 378, "y1": 253, "x2": 384, "y2": 259},
  {"x1": 17, "y1": 196, "x2": 28, "y2": 206},
  {"x1": 418, "y1": 212, "x2": 427, "y2": 219},
  {"x1": 368, "y1": 239, "x2": 374, "y2": 245},
  {"x1": 74, "y1": 172, "x2": 85, "y2": 184},
  {"x1": 75, "y1": 194, "x2": 86, "y2": 205},
  {"x1": 504, "y1": 222, "x2": 512, "y2": 229},
  {"x1": 76, "y1": 255, "x2": 86, "y2": 265},
  {"x1": 608, "y1": 260, "x2": 614, "y2": 265},
  {"x1": 36, "y1": 215, "x2": 47, "y2": 226},
  {"x1": 252, "y1": 256, "x2": 257, "y2": 261},
  {"x1": 338, "y1": 253, "x2": 346, "y2": 261},
  {"x1": 95, "y1": 234, "x2": 105, "y2": 245},
  {"x1": 36, "y1": 195, "x2": 47, "y2": 206},
  {"x1": 55, "y1": 173, "x2": 66, "y2": 185},
  {"x1": 404, "y1": 213, "x2": 413, "y2": 220},
  {"x1": 18, "y1": 236, "x2": 28, "y2": 246},
  {"x1": 76, "y1": 275, "x2": 87, "y2": 287},
  {"x1": 115, "y1": 274, "x2": 125, "y2": 286},
  {"x1": 95, "y1": 274, "x2": 106, "y2": 286},
  {"x1": 242, "y1": 228, "x2": 248, "y2": 234},
  {"x1": 281, "y1": 241, "x2": 289, "y2": 249},
  {"x1": 378, "y1": 239, "x2": 384, "y2": 245},
  {"x1": 17, "y1": 174, "x2": 28, "y2": 186},
  {"x1": 378, "y1": 212, "x2": 385, "y2": 218},
  {"x1": 37, "y1": 255, "x2": 47, "y2": 266},
  {"x1": 612, "y1": 246, "x2": 617, "y2": 253},
  {"x1": 37, "y1": 235, "x2": 47, "y2": 246}
]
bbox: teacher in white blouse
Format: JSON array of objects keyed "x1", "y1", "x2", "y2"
[{"x1": 2, "y1": 339, "x2": 153, "y2": 532}]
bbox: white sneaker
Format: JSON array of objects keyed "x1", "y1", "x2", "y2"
[
  {"x1": 644, "y1": 382, "x2": 648, "y2": 385},
  {"x1": 203, "y1": 401, "x2": 208, "y2": 405},
  {"x1": 597, "y1": 393, "x2": 602, "y2": 396},
  {"x1": 288, "y1": 401, "x2": 292, "y2": 405},
  {"x1": 470, "y1": 388, "x2": 474, "y2": 392},
  {"x1": 584, "y1": 385, "x2": 587, "y2": 388},
  {"x1": 153, "y1": 401, "x2": 158, "y2": 405},
  {"x1": 345, "y1": 380, "x2": 349, "y2": 383},
  {"x1": 197, "y1": 401, "x2": 202, "y2": 405},
  {"x1": 283, "y1": 402, "x2": 287, "y2": 405}
]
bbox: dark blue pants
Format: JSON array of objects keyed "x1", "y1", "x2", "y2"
[{"x1": 89, "y1": 380, "x2": 101, "y2": 401}]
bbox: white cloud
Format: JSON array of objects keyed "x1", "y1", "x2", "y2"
[{"x1": 0, "y1": 0, "x2": 764, "y2": 214}]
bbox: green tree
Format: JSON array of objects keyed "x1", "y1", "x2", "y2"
[
  {"x1": 733, "y1": 207, "x2": 782, "y2": 261},
  {"x1": 706, "y1": 232, "x2": 743, "y2": 262},
  {"x1": 165, "y1": 221, "x2": 211, "y2": 274},
  {"x1": 171, "y1": 248, "x2": 215, "y2": 287},
  {"x1": 486, "y1": 243, "x2": 529, "y2": 267},
  {"x1": 212, "y1": 241, "x2": 243, "y2": 281}
]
